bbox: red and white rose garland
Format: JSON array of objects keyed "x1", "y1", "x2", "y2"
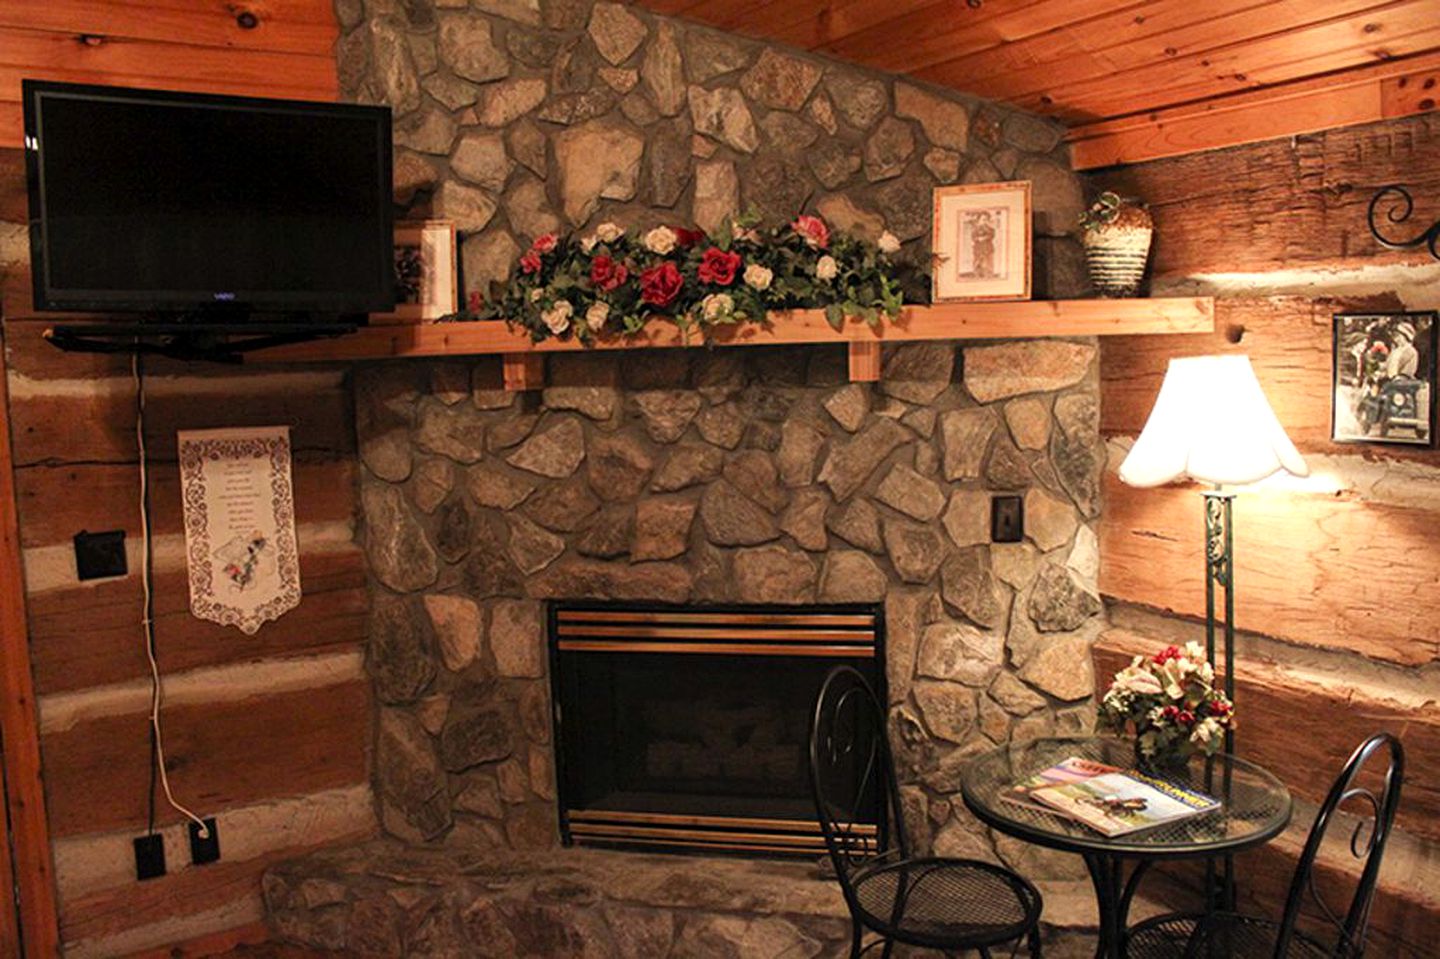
[{"x1": 458, "y1": 212, "x2": 921, "y2": 344}]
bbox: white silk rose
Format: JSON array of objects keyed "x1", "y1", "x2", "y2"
[
  {"x1": 701, "y1": 293, "x2": 734, "y2": 320},
  {"x1": 878, "y1": 231, "x2": 901, "y2": 254},
  {"x1": 596, "y1": 222, "x2": 625, "y2": 243},
  {"x1": 541, "y1": 300, "x2": 573, "y2": 334},
  {"x1": 743, "y1": 263, "x2": 773, "y2": 291},
  {"x1": 643, "y1": 225, "x2": 677, "y2": 255},
  {"x1": 815, "y1": 255, "x2": 838, "y2": 280},
  {"x1": 585, "y1": 302, "x2": 610, "y2": 331}
]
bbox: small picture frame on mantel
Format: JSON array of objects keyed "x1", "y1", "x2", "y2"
[
  {"x1": 931, "y1": 181, "x2": 1032, "y2": 302},
  {"x1": 371, "y1": 219, "x2": 458, "y2": 324},
  {"x1": 1332, "y1": 310, "x2": 1437, "y2": 446}
]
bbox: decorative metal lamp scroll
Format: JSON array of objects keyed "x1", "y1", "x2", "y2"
[{"x1": 1367, "y1": 185, "x2": 1440, "y2": 260}]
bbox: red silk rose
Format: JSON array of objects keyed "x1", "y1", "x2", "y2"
[
  {"x1": 640, "y1": 261, "x2": 683, "y2": 307},
  {"x1": 791, "y1": 214, "x2": 830, "y2": 249},
  {"x1": 531, "y1": 233, "x2": 558, "y2": 254},
  {"x1": 674, "y1": 227, "x2": 705, "y2": 248},
  {"x1": 590, "y1": 255, "x2": 628, "y2": 293},
  {"x1": 697, "y1": 247, "x2": 742, "y2": 286},
  {"x1": 519, "y1": 251, "x2": 542, "y2": 274}
]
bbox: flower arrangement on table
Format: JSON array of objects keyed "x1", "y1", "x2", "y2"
[
  {"x1": 1099, "y1": 642, "x2": 1235, "y2": 763},
  {"x1": 454, "y1": 212, "x2": 924, "y2": 344}
]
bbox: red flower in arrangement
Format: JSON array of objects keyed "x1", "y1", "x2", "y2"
[
  {"x1": 1152, "y1": 645, "x2": 1182, "y2": 666},
  {"x1": 1161, "y1": 705, "x2": 1180, "y2": 720},
  {"x1": 674, "y1": 227, "x2": 706, "y2": 248},
  {"x1": 640, "y1": 261, "x2": 683, "y2": 307},
  {"x1": 519, "y1": 251, "x2": 543, "y2": 274},
  {"x1": 590, "y1": 255, "x2": 629, "y2": 293},
  {"x1": 530, "y1": 233, "x2": 558, "y2": 254},
  {"x1": 466, "y1": 290, "x2": 485, "y2": 312},
  {"x1": 1208, "y1": 700, "x2": 1232, "y2": 716},
  {"x1": 697, "y1": 247, "x2": 742, "y2": 286},
  {"x1": 791, "y1": 214, "x2": 830, "y2": 249},
  {"x1": 1176, "y1": 710, "x2": 1196, "y2": 726}
]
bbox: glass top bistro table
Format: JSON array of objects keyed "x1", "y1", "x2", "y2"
[{"x1": 961, "y1": 737, "x2": 1292, "y2": 959}]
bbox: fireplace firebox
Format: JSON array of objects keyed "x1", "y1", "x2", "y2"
[{"x1": 549, "y1": 602, "x2": 884, "y2": 857}]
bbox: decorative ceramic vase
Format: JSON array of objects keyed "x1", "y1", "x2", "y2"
[
  {"x1": 1133, "y1": 737, "x2": 1192, "y2": 779},
  {"x1": 1080, "y1": 194, "x2": 1154, "y2": 297}
]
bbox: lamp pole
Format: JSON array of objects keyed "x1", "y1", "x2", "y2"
[{"x1": 1203, "y1": 487, "x2": 1237, "y2": 912}]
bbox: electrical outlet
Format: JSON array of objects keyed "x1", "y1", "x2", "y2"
[
  {"x1": 991, "y1": 495, "x2": 1024, "y2": 543},
  {"x1": 133, "y1": 834, "x2": 165, "y2": 881},
  {"x1": 189, "y1": 818, "x2": 220, "y2": 866},
  {"x1": 74, "y1": 530, "x2": 127, "y2": 581}
]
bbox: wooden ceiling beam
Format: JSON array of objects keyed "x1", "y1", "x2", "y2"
[{"x1": 1066, "y1": 49, "x2": 1440, "y2": 169}]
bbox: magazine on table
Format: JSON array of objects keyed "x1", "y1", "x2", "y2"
[
  {"x1": 1027, "y1": 770, "x2": 1221, "y2": 837},
  {"x1": 1000, "y1": 756, "x2": 1121, "y2": 815}
]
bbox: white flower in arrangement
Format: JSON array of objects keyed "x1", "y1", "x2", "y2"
[
  {"x1": 579, "y1": 234, "x2": 598, "y2": 253},
  {"x1": 644, "y1": 225, "x2": 678, "y2": 255},
  {"x1": 734, "y1": 226, "x2": 762, "y2": 243},
  {"x1": 743, "y1": 263, "x2": 773, "y2": 291},
  {"x1": 815, "y1": 255, "x2": 838, "y2": 281},
  {"x1": 541, "y1": 300, "x2": 573, "y2": 334},
  {"x1": 529, "y1": 288, "x2": 545, "y2": 303},
  {"x1": 701, "y1": 293, "x2": 734, "y2": 320},
  {"x1": 585, "y1": 301, "x2": 610, "y2": 331},
  {"x1": 596, "y1": 222, "x2": 625, "y2": 243},
  {"x1": 878, "y1": 231, "x2": 901, "y2": 254},
  {"x1": 1192, "y1": 717, "x2": 1224, "y2": 745},
  {"x1": 1113, "y1": 663, "x2": 1164, "y2": 696}
]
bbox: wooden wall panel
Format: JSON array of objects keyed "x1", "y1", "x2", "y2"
[
  {"x1": 1094, "y1": 629, "x2": 1440, "y2": 844},
  {"x1": 1100, "y1": 472, "x2": 1440, "y2": 667},
  {"x1": 27, "y1": 546, "x2": 366, "y2": 694},
  {"x1": 42, "y1": 679, "x2": 370, "y2": 839},
  {"x1": 0, "y1": 0, "x2": 339, "y2": 147},
  {"x1": 1090, "y1": 112, "x2": 1440, "y2": 276}
]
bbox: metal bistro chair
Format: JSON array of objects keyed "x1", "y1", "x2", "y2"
[
  {"x1": 1128, "y1": 732, "x2": 1405, "y2": 958},
  {"x1": 808, "y1": 665, "x2": 1043, "y2": 958}
]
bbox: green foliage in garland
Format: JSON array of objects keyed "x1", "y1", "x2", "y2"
[{"x1": 449, "y1": 211, "x2": 929, "y2": 345}]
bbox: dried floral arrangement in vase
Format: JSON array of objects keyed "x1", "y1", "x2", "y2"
[
  {"x1": 1099, "y1": 642, "x2": 1235, "y2": 769},
  {"x1": 1079, "y1": 191, "x2": 1153, "y2": 297}
]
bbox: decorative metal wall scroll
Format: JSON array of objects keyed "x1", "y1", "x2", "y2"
[{"x1": 1367, "y1": 185, "x2": 1440, "y2": 260}]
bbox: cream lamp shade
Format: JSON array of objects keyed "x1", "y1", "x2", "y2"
[{"x1": 1118, "y1": 354, "x2": 1309, "y2": 488}]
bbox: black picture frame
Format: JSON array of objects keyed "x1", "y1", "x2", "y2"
[{"x1": 1332, "y1": 310, "x2": 1437, "y2": 446}]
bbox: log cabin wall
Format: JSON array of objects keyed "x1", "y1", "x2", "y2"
[
  {"x1": 1089, "y1": 113, "x2": 1440, "y2": 957},
  {"x1": 0, "y1": 2, "x2": 377, "y2": 956}
]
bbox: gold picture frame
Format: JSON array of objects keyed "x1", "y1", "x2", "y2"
[
  {"x1": 371, "y1": 219, "x2": 458, "y2": 324},
  {"x1": 931, "y1": 181, "x2": 1032, "y2": 302}
]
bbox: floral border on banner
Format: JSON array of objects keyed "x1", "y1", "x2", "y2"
[{"x1": 451, "y1": 213, "x2": 929, "y2": 344}]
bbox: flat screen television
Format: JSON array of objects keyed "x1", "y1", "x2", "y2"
[{"x1": 23, "y1": 80, "x2": 394, "y2": 315}]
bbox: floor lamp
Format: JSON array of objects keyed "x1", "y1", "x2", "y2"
[{"x1": 1117, "y1": 355, "x2": 1308, "y2": 907}]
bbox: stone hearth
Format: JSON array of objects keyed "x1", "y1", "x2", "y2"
[{"x1": 263, "y1": 838, "x2": 1139, "y2": 956}]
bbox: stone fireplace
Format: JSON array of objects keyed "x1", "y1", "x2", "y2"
[
  {"x1": 358, "y1": 340, "x2": 1103, "y2": 876},
  {"x1": 550, "y1": 602, "x2": 882, "y2": 856}
]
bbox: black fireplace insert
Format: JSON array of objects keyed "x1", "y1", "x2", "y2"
[{"x1": 549, "y1": 601, "x2": 885, "y2": 857}]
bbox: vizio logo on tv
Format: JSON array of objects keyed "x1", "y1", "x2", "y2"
[{"x1": 213, "y1": 292, "x2": 237, "y2": 301}]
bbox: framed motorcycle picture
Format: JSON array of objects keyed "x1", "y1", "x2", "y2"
[{"x1": 1332, "y1": 310, "x2": 1437, "y2": 446}]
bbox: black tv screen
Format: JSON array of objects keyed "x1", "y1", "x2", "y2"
[{"x1": 23, "y1": 81, "x2": 394, "y2": 314}]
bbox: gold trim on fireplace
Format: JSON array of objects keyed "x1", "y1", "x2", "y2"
[
  {"x1": 556, "y1": 640, "x2": 875, "y2": 657},
  {"x1": 556, "y1": 610, "x2": 876, "y2": 627},
  {"x1": 567, "y1": 824, "x2": 830, "y2": 850},
  {"x1": 566, "y1": 809, "x2": 876, "y2": 837},
  {"x1": 557, "y1": 625, "x2": 874, "y2": 642}
]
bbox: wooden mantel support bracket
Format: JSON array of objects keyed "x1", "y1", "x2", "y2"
[
  {"x1": 847, "y1": 341, "x2": 882, "y2": 383},
  {"x1": 502, "y1": 353, "x2": 545, "y2": 391}
]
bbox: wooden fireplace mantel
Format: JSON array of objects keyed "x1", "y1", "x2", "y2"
[{"x1": 249, "y1": 297, "x2": 1215, "y2": 390}]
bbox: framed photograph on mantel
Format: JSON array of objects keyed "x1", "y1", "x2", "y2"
[
  {"x1": 931, "y1": 181, "x2": 1031, "y2": 302},
  {"x1": 1332, "y1": 310, "x2": 1437, "y2": 446},
  {"x1": 371, "y1": 219, "x2": 458, "y2": 324}
]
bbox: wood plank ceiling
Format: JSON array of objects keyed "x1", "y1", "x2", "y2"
[{"x1": 639, "y1": 0, "x2": 1440, "y2": 167}]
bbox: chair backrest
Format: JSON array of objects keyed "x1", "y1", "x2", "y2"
[
  {"x1": 1274, "y1": 732, "x2": 1405, "y2": 959},
  {"x1": 808, "y1": 665, "x2": 905, "y2": 900}
]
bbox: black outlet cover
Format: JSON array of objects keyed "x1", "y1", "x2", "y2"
[
  {"x1": 991, "y1": 495, "x2": 1024, "y2": 543},
  {"x1": 74, "y1": 529, "x2": 127, "y2": 581},
  {"x1": 189, "y1": 818, "x2": 220, "y2": 866},
  {"x1": 133, "y1": 833, "x2": 165, "y2": 881}
]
